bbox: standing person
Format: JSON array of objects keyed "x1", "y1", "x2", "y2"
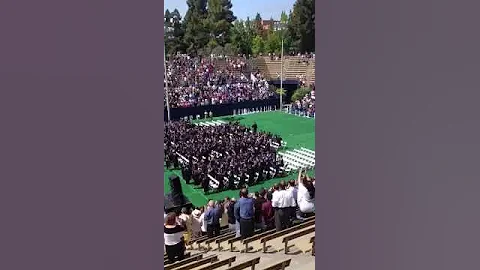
[
  {"x1": 199, "y1": 207, "x2": 208, "y2": 236},
  {"x1": 204, "y1": 200, "x2": 221, "y2": 238},
  {"x1": 227, "y1": 198, "x2": 237, "y2": 232},
  {"x1": 191, "y1": 208, "x2": 202, "y2": 239},
  {"x1": 178, "y1": 207, "x2": 192, "y2": 245},
  {"x1": 252, "y1": 122, "x2": 258, "y2": 133},
  {"x1": 280, "y1": 180, "x2": 294, "y2": 228},
  {"x1": 297, "y1": 172, "x2": 316, "y2": 218},
  {"x1": 221, "y1": 198, "x2": 230, "y2": 228},
  {"x1": 164, "y1": 213, "x2": 185, "y2": 264},
  {"x1": 286, "y1": 180, "x2": 298, "y2": 225},
  {"x1": 262, "y1": 192, "x2": 275, "y2": 230},
  {"x1": 272, "y1": 183, "x2": 288, "y2": 231},
  {"x1": 254, "y1": 189, "x2": 266, "y2": 230},
  {"x1": 234, "y1": 188, "x2": 255, "y2": 239}
]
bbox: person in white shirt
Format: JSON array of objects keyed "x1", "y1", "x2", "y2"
[
  {"x1": 178, "y1": 207, "x2": 192, "y2": 245},
  {"x1": 164, "y1": 213, "x2": 185, "y2": 263},
  {"x1": 297, "y1": 170, "x2": 315, "y2": 216},
  {"x1": 286, "y1": 179, "x2": 298, "y2": 223},
  {"x1": 272, "y1": 181, "x2": 290, "y2": 231},
  {"x1": 199, "y1": 206, "x2": 208, "y2": 236}
]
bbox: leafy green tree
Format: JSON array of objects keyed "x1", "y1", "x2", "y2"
[
  {"x1": 251, "y1": 35, "x2": 265, "y2": 55},
  {"x1": 231, "y1": 20, "x2": 254, "y2": 55},
  {"x1": 265, "y1": 29, "x2": 281, "y2": 54},
  {"x1": 291, "y1": 87, "x2": 312, "y2": 101}
]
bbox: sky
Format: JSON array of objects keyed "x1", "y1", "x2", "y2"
[{"x1": 164, "y1": 0, "x2": 296, "y2": 21}]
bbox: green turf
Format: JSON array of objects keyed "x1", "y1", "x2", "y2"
[{"x1": 164, "y1": 111, "x2": 315, "y2": 207}]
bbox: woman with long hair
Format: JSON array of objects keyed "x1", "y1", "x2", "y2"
[
  {"x1": 164, "y1": 212, "x2": 185, "y2": 264},
  {"x1": 178, "y1": 207, "x2": 192, "y2": 245}
]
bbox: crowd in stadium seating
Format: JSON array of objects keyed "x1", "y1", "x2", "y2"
[
  {"x1": 163, "y1": 169, "x2": 315, "y2": 262},
  {"x1": 165, "y1": 120, "x2": 284, "y2": 192},
  {"x1": 165, "y1": 55, "x2": 275, "y2": 108},
  {"x1": 291, "y1": 85, "x2": 315, "y2": 117}
]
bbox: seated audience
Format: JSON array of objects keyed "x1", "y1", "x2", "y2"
[
  {"x1": 165, "y1": 120, "x2": 284, "y2": 192},
  {"x1": 165, "y1": 55, "x2": 276, "y2": 108}
]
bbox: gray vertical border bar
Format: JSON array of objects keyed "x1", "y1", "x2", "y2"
[
  {"x1": 315, "y1": 0, "x2": 480, "y2": 269},
  {"x1": 0, "y1": 0, "x2": 165, "y2": 269}
]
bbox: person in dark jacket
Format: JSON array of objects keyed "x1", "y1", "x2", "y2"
[
  {"x1": 227, "y1": 198, "x2": 236, "y2": 232},
  {"x1": 254, "y1": 189, "x2": 267, "y2": 230}
]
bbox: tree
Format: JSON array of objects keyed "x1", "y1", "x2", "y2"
[
  {"x1": 291, "y1": 87, "x2": 312, "y2": 101},
  {"x1": 183, "y1": 0, "x2": 209, "y2": 55},
  {"x1": 288, "y1": 0, "x2": 315, "y2": 53},
  {"x1": 253, "y1": 13, "x2": 264, "y2": 37},
  {"x1": 265, "y1": 29, "x2": 281, "y2": 54},
  {"x1": 165, "y1": 9, "x2": 186, "y2": 55},
  {"x1": 205, "y1": 0, "x2": 236, "y2": 47},
  {"x1": 251, "y1": 35, "x2": 265, "y2": 55},
  {"x1": 231, "y1": 20, "x2": 253, "y2": 55},
  {"x1": 276, "y1": 88, "x2": 287, "y2": 97}
]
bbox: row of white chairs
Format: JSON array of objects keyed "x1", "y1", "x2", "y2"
[
  {"x1": 194, "y1": 120, "x2": 227, "y2": 127},
  {"x1": 278, "y1": 148, "x2": 315, "y2": 170}
]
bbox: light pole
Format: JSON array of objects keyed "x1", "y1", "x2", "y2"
[{"x1": 279, "y1": 20, "x2": 286, "y2": 112}]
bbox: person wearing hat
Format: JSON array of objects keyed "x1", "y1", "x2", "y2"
[{"x1": 191, "y1": 208, "x2": 202, "y2": 239}]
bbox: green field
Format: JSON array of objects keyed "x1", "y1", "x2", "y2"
[{"x1": 164, "y1": 111, "x2": 315, "y2": 206}]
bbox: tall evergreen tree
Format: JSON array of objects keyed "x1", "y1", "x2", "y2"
[
  {"x1": 165, "y1": 9, "x2": 186, "y2": 54},
  {"x1": 183, "y1": 0, "x2": 209, "y2": 55},
  {"x1": 253, "y1": 13, "x2": 264, "y2": 37},
  {"x1": 205, "y1": 0, "x2": 236, "y2": 47}
]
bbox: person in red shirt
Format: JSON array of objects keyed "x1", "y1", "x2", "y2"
[{"x1": 261, "y1": 192, "x2": 275, "y2": 230}]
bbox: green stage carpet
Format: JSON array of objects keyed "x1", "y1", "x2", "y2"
[{"x1": 164, "y1": 111, "x2": 315, "y2": 207}]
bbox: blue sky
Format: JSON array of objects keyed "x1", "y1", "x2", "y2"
[{"x1": 164, "y1": 0, "x2": 296, "y2": 21}]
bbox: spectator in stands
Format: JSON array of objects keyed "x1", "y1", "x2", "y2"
[
  {"x1": 254, "y1": 189, "x2": 267, "y2": 230},
  {"x1": 191, "y1": 208, "x2": 202, "y2": 239},
  {"x1": 220, "y1": 198, "x2": 230, "y2": 228},
  {"x1": 227, "y1": 198, "x2": 237, "y2": 233},
  {"x1": 297, "y1": 170, "x2": 316, "y2": 217},
  {"x1": 178, "y1": 207, "x2": 193, "y2": 245},
  {"x1": 204, "y1": 200, "x2": 221, "y2": 238},
  {"x1": 165, "y1": 55, "x2": 276, "y2": 108},
  {"x1": 164, "y1": 213, "x2": 186, "y2": 263},
  {"x1": 272, "y1": 182, "x2": 289, "y2": 231},
  {"x1": 199, "y1": 206, "x2": 208, "y2": 236},
  {"x1": 291, "y1": 86, "x2": 315, "y2": 118},
  {"x1": 281, "y1": 181, "x2": 295, "y2": 228},
  {"x1": 287, "y1": 180, "x2": 298, "y2": 223},
  {"x1": 262, "y1": 192, "x2": 275, "y2": 230},
  {"x1": 234, "y1": 188, "x2": 255, "y2": 239}
]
